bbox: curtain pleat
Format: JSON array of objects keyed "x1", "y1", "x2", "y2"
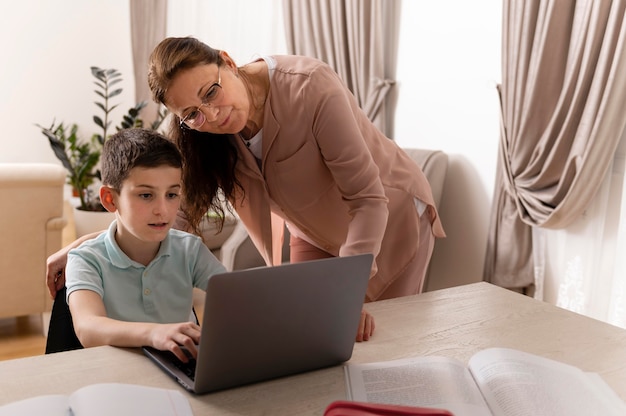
[
  {"x1": 129, "y1": 0, "x2": 168, "y2": 125},
  {"x1": 282, "y1": 0, "x2": 400, "y2": 136},
  {"x1": 484, "y1": 0, "x2": 626, "y2": 290}
]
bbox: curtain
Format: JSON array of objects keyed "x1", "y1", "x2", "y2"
[
  {"x1": 282, "y1": 0, "x2": 401, "y2": 137},
  {"x1": 484, "y1": 0, "x2": 626, "y2": 292},
  {"x1": 166, "y1": 0, "x2": 287, "y2": 65},
  {"x1": 539, "y1": 129, "x2": 626, "y2": 326},
  {"x1": 129, "y1": 0, "x2": 168, "y2": 125},
  {"x1": 609, "y1": 136, "x2": 626, "y2": 327}
]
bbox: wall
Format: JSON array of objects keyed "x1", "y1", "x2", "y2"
[
  {"x1": 0, "y1": 0, "x2": 502, "y2": 290},
  {"x1": 395, "y1": 1, "x2": 502, "y2": 289},
  {"x1": 0, "y1": 0, "x2": 134, "y2": 165}
]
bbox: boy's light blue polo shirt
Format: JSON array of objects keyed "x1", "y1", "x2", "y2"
[{"x1": 66, "y1": 220, "x2": 226, "y2": 323}]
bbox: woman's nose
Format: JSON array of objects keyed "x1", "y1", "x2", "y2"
[{"x1": 201, "y1": 105, "x2": 219, "y2": 122}]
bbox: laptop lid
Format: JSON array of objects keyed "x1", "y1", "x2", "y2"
[{"x1": 144, "y1": 253, "x2": 373, "y2": 394}]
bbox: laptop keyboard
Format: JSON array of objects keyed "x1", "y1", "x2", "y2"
[{"x1": 173, "y1": 349, "x2": 197, "y2": 380}]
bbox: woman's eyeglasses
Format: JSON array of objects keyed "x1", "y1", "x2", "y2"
[{"x1": 179, "y1": 66, "x2": 222, "y2": 130}]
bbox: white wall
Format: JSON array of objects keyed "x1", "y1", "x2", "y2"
[
  {"x1": 0, "y1": 0, "x2": 501, "y2": 290},
  {"x1": 395, "y1": 1, "x2": 502, "y2": 289},
  {"x1": 0, "y1": 0, "x2": 134, "y2": 165}
]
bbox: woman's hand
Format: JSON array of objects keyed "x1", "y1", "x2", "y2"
[
  {"x1": 355, "y1": 309, "x2": 375, "y2": 342},
  {"x1": 46, "y1": 231, "x2": 106, "y2": 298},
  {"x1": 46, "y1": 248, "x2": 70, "y2": 298}
]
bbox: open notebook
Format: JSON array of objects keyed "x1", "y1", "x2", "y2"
[{"x1": 143, "y1": 253, "x2": 373, "y2": 394}]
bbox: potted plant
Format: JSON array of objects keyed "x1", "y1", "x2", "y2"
[
  {"x1": 37, "y1": 66, "x2": 167, "y2": 236},
  {"x1": 37, "y1": 121, "x2": 102, "y2": 211}
]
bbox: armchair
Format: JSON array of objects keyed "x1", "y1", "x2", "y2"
[{"x1": 0, "y1": 163, "x2": 66, "y2": 332}]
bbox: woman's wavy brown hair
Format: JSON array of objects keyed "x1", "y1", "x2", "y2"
[{"x1": 148, "y1": 37, "x2": 242, "y2": 235}]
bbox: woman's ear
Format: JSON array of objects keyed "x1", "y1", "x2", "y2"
[
  {"x1": 100, "y1": 186, "x2": 117, "y2": 213},
  {"x1": 219, "y1": 50, "x2": 237, "y2": 71}
]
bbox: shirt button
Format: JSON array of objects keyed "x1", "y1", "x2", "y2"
[{"x1": 144, "y1": 288, "x2": 151, "y2": 295}]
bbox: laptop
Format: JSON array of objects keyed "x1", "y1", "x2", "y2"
[{"x1": 142, "y1": 253, "x2": 373, "y2": 394}]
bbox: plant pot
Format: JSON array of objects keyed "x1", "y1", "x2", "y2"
[{"x1": 72, "y1": 207, "x2": 116, "y2": 238}]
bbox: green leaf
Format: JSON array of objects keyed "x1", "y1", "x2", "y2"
[
  {"x1": 109, "y1": 88, "x2": 123, "y2": 98},
  {"x1": 93, "y1": 116, "x2": 104, "y2": 129}
]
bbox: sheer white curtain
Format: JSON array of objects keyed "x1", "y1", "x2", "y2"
[
  {"x1": 538, "y1": 126, "x2": 626, "y2": 328},
  {"x1": 166, "y1": 0, "x2": 287, "y2": 64}
]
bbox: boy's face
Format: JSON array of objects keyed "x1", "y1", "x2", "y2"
[{"x1": 111, "y1": 166, "x2": 182, "y2": 244}]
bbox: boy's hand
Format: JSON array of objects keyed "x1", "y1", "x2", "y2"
[{"x1": 151, "y1": 322, "x2": 202, "y2": 362}]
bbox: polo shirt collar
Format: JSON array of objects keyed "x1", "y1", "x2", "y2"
[{"x1": 104, "y1": 220, "x2": 172, "y2": 269}]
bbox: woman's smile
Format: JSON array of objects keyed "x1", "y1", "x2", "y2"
[{"x1": 218, "y1": 113, "x2": 231, "y2": 128}]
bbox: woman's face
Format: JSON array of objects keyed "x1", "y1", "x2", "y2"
[{"x1": 165, "y1": 61, "x2": 250, "y2": 135}]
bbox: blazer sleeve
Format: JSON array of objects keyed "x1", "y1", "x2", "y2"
[{"x1": 303, "y1": 63, "x2": 389, "y2": 274}]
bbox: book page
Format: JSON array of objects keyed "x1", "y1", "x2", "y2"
[
  {"x1": 0, "y1": 394, "x2": 69, "y2": 415},
  {"x1": 68, "y1": 383, "x2": 193, "y2": 416},
  {"x1": 468, "y1": 348, "x2": 626, "y2": 416},
  {"x1": 344, "y1": 356, "x2": 492, "y2": 416}
]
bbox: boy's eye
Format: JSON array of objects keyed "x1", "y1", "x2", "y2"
[
  {"x1": 167, "y1": 192, "x2": 180, "y2": 199},
  {"x1": 139, "y1": 193, "x2": 153, "y2": 200}
]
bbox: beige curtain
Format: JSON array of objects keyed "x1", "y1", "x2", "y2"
[
  {"x1": 484, "y1": 0, "x2": 626, "y2": 291},
  {"x1": 282, "y1": 0, "x2": 401, "y2": 137},
  {"x1": 129, "y1": 0, "x2": 168, "y2": 125}
]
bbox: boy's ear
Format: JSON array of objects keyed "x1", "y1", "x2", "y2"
[{"x1": 100, "y1": 186, "x2": 117, "y2": 213}]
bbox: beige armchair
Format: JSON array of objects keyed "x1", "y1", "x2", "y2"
[
  {"x1": 218, "y1": 148, "x2": 449, "y2": 279},
  {"x1": 0, "y1": 163, "x2": 66, "y2": 330}
]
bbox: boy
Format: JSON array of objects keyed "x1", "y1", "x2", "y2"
[{"x1": 65, "y1": 128, "x2": 226, "y2": 363}]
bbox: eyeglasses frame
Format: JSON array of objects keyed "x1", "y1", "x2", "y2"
[{"x1": 179, "y1": 65, "x2": 222, "y2": 130}]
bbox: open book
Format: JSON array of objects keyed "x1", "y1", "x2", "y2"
[
  {"x1": 0, "y1": 383, "x2": 192, "y2": 416},
  {"x1": 344, "y1": 347, "x2": 626, "y2": 416}
]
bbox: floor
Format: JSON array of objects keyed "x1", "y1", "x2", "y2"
[{"x1": 0, "y1": 315, "x2": 47, "y2": 361}]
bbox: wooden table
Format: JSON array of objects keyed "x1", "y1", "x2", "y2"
[{"x1": 1, "y1": 282, "x2": 626, "y2": 415}]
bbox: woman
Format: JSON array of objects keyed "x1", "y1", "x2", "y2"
[{"x1": 48, "y1": 36, "x2": 445, "y2": 342}]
